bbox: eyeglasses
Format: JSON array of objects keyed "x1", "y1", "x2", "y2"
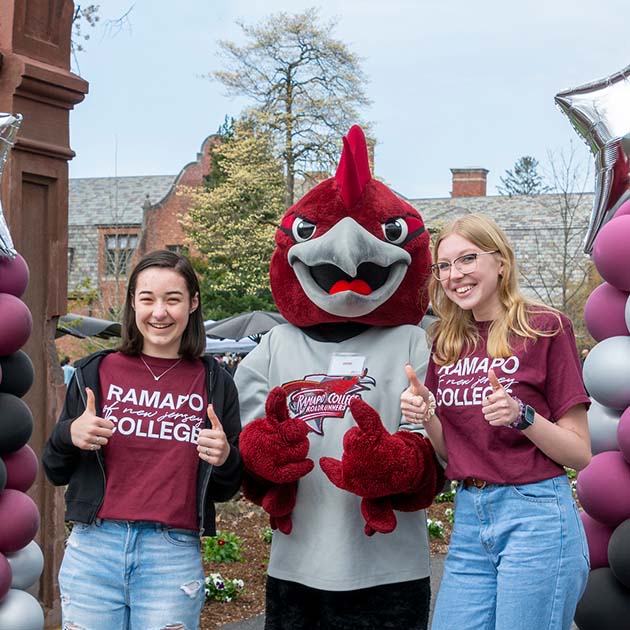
[{"x1": 430, "y1": 251, "x2": 499, "y2": 281}]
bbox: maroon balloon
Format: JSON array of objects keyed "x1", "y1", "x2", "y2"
[
  {"x1": 593, "y1": 216, "x2": 630, "y2": 292},
  {"x1": 577, "y1": 451, "x2": 630, "y2": 527},
  {"x1": 0, "y1": 553, "x2": 11, "y2": 602},
  {"x1": 614, "y1": 199, "x2": 630, "y2": 219},
  {"x1": 0, "y1": 294, "x2": 32, "y2": 356},
  {"x1": 581, "y1": 511, "x2": 615, "y2": 569},
  {"x1": 2, "y1": 446, "x2": 38, "y2": 492},
  {"x1": 0, "y1": 490, "x2": 39, "y2": 553},
  {"x1": 617, "y1": 408, "x2": 630, "y2": 464},
  {"x1": 583, "y1": 282, "x2": 629, "y2": 341},
  {"x1": 0, "y1": 253, "x2": 29, "y2": 298}
]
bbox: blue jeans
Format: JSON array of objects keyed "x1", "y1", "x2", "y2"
[
  {"x1": 431, "y1": 475, "x2": 589, "y2": 630},
  {"x1": 59, "y1": 519, "x2": 205, "y2": 630}
]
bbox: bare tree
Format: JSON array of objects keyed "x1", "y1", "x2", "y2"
[
  {"x1": 71, "y1": 4, "x2": 134, "y2": 73},
  {"x1": 518, "y1": 143, "x2": 598, "y2": 344},
  {"x1": 212, "y1": 8, "x2": 371, "y2": 207}
]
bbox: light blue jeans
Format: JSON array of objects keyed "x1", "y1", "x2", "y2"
[
  {"x1": 59, "y1": 519, "x2": 205, "y2": 630},
  {"x1": 431, "y1": 475, "x2": 589, "y2": 630}
]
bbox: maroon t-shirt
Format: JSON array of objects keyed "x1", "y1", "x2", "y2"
[
  {"x1": 424, "y1": 311, "x2": 590, "y2": 484},
  {"x1": 97, "y1": 352, "x2": 207, "y2": 529}
]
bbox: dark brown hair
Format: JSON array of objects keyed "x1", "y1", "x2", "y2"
[{"x1": 118, "y1": 250, "x2": 205, "y2": 359}]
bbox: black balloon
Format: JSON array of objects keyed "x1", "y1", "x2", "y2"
[
  {"x1": 0, "y1": 351, "x2": 34, "y2": 398},
  {"x1": 0, "y1": 393, "x2": 33, "y2": 456},
  {"x1": 0, "y1": 457, "x2": 6, "y2": 494},
  {"x1": 575, "y1": 567, "x2": 630, "y2": 629},
  {"x1": 608, "y1": 519, "x2": 630, "y2": 588}
]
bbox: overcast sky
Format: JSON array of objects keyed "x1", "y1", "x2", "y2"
[{"x1": 67, "y1": 0, "x2": 629, "y2": 199}]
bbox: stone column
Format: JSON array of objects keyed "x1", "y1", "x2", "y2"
[{"x1": 0, "y1": 1, "x2": 88, "y2": 626}]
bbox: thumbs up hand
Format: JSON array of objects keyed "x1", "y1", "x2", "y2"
[
  {"x1": 197, "y1": 404, "x2": 230, "y2": 466},
  {"x1": 239, "y1": 387, "x2": 314, "y2": 534},
  {"x1": 70, "y1": 387, "x2": 115, "y2": 451},
  {"x1": 481, "y1": 369, "x2": 520, "y2": 427},
  {"x1": 320, "y1": 396, "x2": 441, "y2": 536},
  {"x1": 400, "y1": 364, "x2": 437, "y2": 425},
  {"x1": 240, "y1": 387, "x2": 314, "y2": 485}
]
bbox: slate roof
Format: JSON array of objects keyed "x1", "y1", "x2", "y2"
[
  {"x1": 407, "y1": 192, "x2": 593, "y2": 229},
  {"x1": 66, "y1": 172, "x2": 596, "y2": 309},
  {"x1": 407, "y1": 192, "x2": 595, "y2": 302},
  {"x1": 67, "y1": 175, "x2": 178, "y2": 289},
  {"x1": 69, "y1": 175, "x2": 177, "y2": 226}
]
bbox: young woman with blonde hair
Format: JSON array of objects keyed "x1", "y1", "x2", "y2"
[{"x1": 401, "y1": 213, "x2": 591, "y2": 630}]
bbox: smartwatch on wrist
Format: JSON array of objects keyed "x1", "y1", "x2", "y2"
[{"x1": 510, "y1": 397, "x2": 535, "y2": 430}]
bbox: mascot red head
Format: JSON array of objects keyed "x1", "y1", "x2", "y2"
[{"x1": 270, "y1": 125, "x2": 431, "y2": 328}]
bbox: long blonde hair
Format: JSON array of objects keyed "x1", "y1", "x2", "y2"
[{"x1": 428, "y1": 213, "x2": 561, "y2": 365}]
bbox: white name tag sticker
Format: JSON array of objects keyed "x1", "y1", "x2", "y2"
[{"x1": 328, "y1": 353, "x2": 366, "y2": 376}]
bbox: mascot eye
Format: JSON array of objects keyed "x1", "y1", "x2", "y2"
[
  {"x1": 292, "y1": 217, "x2": 316, "y2": 242},
  {"x1": 382, "y1": 218, "x2": 409, "y2": 245}
]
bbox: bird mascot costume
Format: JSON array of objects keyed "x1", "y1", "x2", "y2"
[{"x1": 235, "y1": 125, "x2": 444, "y2": 630}]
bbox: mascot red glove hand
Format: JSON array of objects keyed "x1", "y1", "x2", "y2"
[
  {"x1": 240, "y1": 386, "x2": 313, "y2": 483},
  {"x1": 240, "y1": 387, "x2": 314, "y2": 534},
  {"x1": 320, "y1": 397, "x2": 443, "y2": 535}
]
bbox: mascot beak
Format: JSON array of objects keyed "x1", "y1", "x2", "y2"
[{"x1": 288, "y1": 217, "x2": 411, "y2": 318}]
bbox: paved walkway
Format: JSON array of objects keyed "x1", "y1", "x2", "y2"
[{"x1": 219, "y1": 553, "x2": 579, "y2": 629}]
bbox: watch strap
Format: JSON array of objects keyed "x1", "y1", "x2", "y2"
[{"x1": 510, "y1": 397, "x2": 535, "y2": 430}]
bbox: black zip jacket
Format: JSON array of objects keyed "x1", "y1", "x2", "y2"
[{"x1": 42, "y1": 350, "x2": 242, "y2": 536}]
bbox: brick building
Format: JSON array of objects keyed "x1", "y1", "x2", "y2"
[
  {"x1": 65, "y1": 152, "x2": 595, "y2": 340},
  {"x1": 67, "y1": 135, "x2": 215, "y2": 317}
]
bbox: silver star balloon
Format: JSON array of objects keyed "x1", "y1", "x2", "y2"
[
  {"x1": 0, "y1": 112, "x2": 23, "y2": 259},
  {"x1": 555, "y1": 64, "x2": 630, "y2": 253}
]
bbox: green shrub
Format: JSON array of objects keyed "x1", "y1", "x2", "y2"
[
  {"x1": 203, "y1": 531, "x2": 244, "y2": 563},
  {"x1": 445, "y1": 507, "x2": 454, "y2": 524},
  {"x1": 260, "y1": 525, "x2": 273, "y2": 543},
  {"x1": 204, "y1": 573, "x2": 245, "y2": 603},
  {"x1": 427, "y1": 518, "x2": 445, "y2": 539},
  {"x1": 435, "y1": 480, "x2": 458, "y2": 503}
]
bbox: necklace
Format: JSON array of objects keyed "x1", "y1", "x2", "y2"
[{"x1": 139, "y1": 355, "x2": 183, "y2": 381}]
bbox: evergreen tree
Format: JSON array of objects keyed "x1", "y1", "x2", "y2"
[
  {"x1": 183, "y1": 118, "x2": 285, "y2": 320},
  {"x1": 497, "y1": 156, "x2": 550, "y2": 197}
]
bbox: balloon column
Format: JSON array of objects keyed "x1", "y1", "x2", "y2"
[
  {"x1": 0, "y1": 113, "x2": 45, "y2": 629},
  {"x1": 556, "y1": 66, "x2": 630, "y2": 629}
]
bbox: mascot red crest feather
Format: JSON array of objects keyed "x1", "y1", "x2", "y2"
[
  {"x1": 270, "y1": 125, "x2": 431, "y2": 328},
  {"x1": 335, "y1": 125, "x2": 372, "y2": 209}
]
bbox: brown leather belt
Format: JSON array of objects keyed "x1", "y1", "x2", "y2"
[{"x1": 462, "y1": 477, "x2": 489, "y2": 489}]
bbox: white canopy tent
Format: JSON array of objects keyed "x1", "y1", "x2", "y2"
[
  {"x1": 204, "y1": 320, "x2": 256, "y2": 355},
  {"x1": 205, "y1": 336, "x2": 256, "y2": 355}
]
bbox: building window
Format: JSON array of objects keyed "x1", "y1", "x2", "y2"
[
  {"x1": 104, "y1": 233, "x2": 138, "y2": 276},
  {"x1": 166, "y1": 244, "x2": 184, "y2": 255}
]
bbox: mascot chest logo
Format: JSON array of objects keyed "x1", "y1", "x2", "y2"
[{"x1": 282, "y1": 371, "x2": 375, "y2": 435}]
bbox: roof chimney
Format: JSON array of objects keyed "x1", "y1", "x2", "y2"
[{"x1": 450, "y1": 168, "x2": 488, "y2": 197}]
